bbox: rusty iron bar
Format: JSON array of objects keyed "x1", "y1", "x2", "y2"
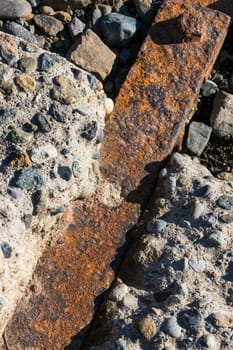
[{"x1": 3, "y1": 0, "x2": 231, "y2": 348}]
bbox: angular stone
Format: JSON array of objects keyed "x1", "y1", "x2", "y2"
[
  {"x1": 15, "y1": 74, "x2": 37, "y2": 93},
  {"x1": 18, "y1": 56, "x2": 38, "y2": 73},
  {"x1": 52, "y1": 75, "x2": 79, "y2": 104},
  {"x1": 10, "y1": 128, "x2": 33, "y2": 144},
  {"x1": 0, "y1": 0, "x2": 32, "y2": 19},
  {"x1": 187, "y1": 121, "x2": 212, "y2": 156},
  {"x1": 67, "y1": 29, "x2": 116, "y2": 81},
  {"x1": 0, "y1": 34, "x2": 18, "y2": 65},
  {"x1": 210, "y1": 91, "x2": 233, "y2": 138},
  {"x1": 100, "y1": 13, "x2": 142, "y2": 48},
  {"x1": 33, "y1": 14, "x2": 64, "y2": 36}
]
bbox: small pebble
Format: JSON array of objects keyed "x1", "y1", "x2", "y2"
[
  {"x1": 122, "y1": 293, "x2": 138, "y2": 311},
  {"x1": 201, "y1": 80, "x2": 218, "y2": 97},
  {"x1": 58, "y1": 165, "x2": 72, "y2": 181},
  {"x1": 109, "y1": 283, "x2": 128, "y2": 302},
  {"x1": 39, "y1": 52, "x2": 59, "y2": 72},
  {"x1": 208, "y1": 231, "x2": 226, "y2": 247},
  {"x1": 14, "y1": 168, "x2": 44, "y2": 191},
  {"x1": 216, "y1": 195, "x2": 233, "y2": 210},
  {"x1": 165, "y1": 316, "x2": 182, "y2": 338},
  {"x1": 147, "y1": 219, "x2": 167, "y2": 234},
  {"x1": 189, "y1": 258, "x2": 206, "y2": 272},
  {"x1": 191, "y1": 199, "x2": 203, "y2": 219},
  {"x1": 201, "y1": 334, "x2": 219, "y2": 349},
  {"x1": 138, "y1": 317, "x2": 157, "y2": 341},
  {"x1": 1, "y1": 242, "x2": 12, "y2": 259},
  {"x1": 183, "y1": 308, "x2": 203, "y2": 327},
  {"x1": 104, "y1": 98, "x2": 114, "y2": 115}
]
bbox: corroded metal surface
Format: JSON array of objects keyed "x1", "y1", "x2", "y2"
[{"x1": 4, "y1": 1, "x2": 230, "y2": 349}]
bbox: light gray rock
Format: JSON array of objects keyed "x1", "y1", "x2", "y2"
[
  {"x1": 109, "y1": 283, "x2": 128, "y2": 302},
  {"x1": 210, "y1": 90, "x2": 233, "y2": 138},
  {"x1": 165, "y1": 316, "x2": 182, "y2": 338},
  {"x1": 187, "y1": 121, "x2": 212, "y2": 156},
  {"x1": 67, "y1": 29, "x2": 116, "y2": 81},
  {"x1": 189, "y1": 258, "x2": 206, "y2": 272},
  {"x1": 0, "y1": 0, "x2": 32, "y2": 19},
  {"x1": 68, "y1": 16, "x2": 85, "y2": 40}
]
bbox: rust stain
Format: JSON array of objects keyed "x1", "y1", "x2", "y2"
[{"x1": 4, "y1": 0, "x2": 230, "y2": 349}]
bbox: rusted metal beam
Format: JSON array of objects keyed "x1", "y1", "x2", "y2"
[{"x1": 3, "y1": 0, "x2": 230, "y2": 348}]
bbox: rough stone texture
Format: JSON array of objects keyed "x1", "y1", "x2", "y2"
[
  {"x1": 3, "y1": 21, "x2": 38, "y2": 45},
  {"x1": 100, "y1": 13, "x2": 142, "y2": 48},
  {"x1": 210, "y1": 90, "x2": 233, "y2": 138},
  {"x1": 3, "y1": 0, "x2": 230, "y2": 348},
  {"x1": 0, "y1": 0, "x2": 32, "y2": 19},
  {"x1": 85, "y1": 154, "x2": 233, "y2": 349},
  {"x1": 33, "y1": 14, "x2": 64, "y2": 36},
  {"x1": 67, "y1": 29, "x2": 116, "y2": 81},
  {"x1": 187, "y1": 121, "x2": 212, "y2": 156},
  {"x1": 0, "y1": 32, "x2": 107, "y2": 339}
]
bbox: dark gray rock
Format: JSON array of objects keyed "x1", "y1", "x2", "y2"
[
  {"x1": 147, "y1": 218, "x2": 167, "y2": 233},
  {"x1": 100, "y1": 13, "x2": 142, "y2": 48},
  {"x1": 1, "y1": 242, "x2": 12, "y2": 258},
  {"x1": 39, "y1": 52, "x2": 59, "y2": 72},
  {"x1": 3, "y1": 21, "x2": 38, "y2": 45},
  {"x1": 0, "y1": 109, "x2": 16, "y2": 125},
  {"x1": 28, "y1": 0, "x2": 41, "y2": 7},
  {"x1": 0, "y1": 0, "x2": 32, "y2": 19},
  {"x1": 14, "y1": 168, "x2": 44, "y2": 191},
  {"x1": 32, "y1": 112, "x2": 51, "y2": 133},
  {"x1": 80, "y1": 121, "x2": 97, "y2": 141},
  {"x1": 58, "y1": 165, "x2": 72, "y2": 181},
  {"x1": 49, "y1": 102, "x2": 66, "y2": 123},
  {"x1": 187, "y1": 121, "x2": 212, "y2": 156}
]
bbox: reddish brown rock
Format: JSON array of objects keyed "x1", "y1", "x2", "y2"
[{"x1": 3, "y1": 0, "x2": 230, "y2": 348}]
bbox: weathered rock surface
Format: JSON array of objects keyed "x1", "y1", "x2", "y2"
[
  {"x1": 67, "y1": 29, "x2": 116, "y2": 81},
  {"x1": 187, "y1": 121, "x2": 212, "y2": 156},
  {"x1": 210, "y1": 90, "x2": 233, "y2": 138},
  {"x1": 86, "y1": 154, "x2": 233, "y2": 349},
  {"x1": 33, "y1": 14, "x2": 64, "y2": 36},
  {"x1": 100, "y1": 13, "x2": 142, "y2": 48},
  {"x1": 3, "y1": 21, "x2": 38, "y2": 45},
  {"x1": 0, "y1": 32, "x2": 108, "y2": 338}
]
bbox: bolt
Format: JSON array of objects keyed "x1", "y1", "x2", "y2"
[{"x1": 178, "y1": 14, "x2": 205, "y2": 42}]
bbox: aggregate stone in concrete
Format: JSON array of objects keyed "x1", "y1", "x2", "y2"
[
  {"x1": 0, "y1": 31, "x2": 107, "y2": 339},
  {"x1": 85, "y1": 154, "x2": 233, "y2": 349}
]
